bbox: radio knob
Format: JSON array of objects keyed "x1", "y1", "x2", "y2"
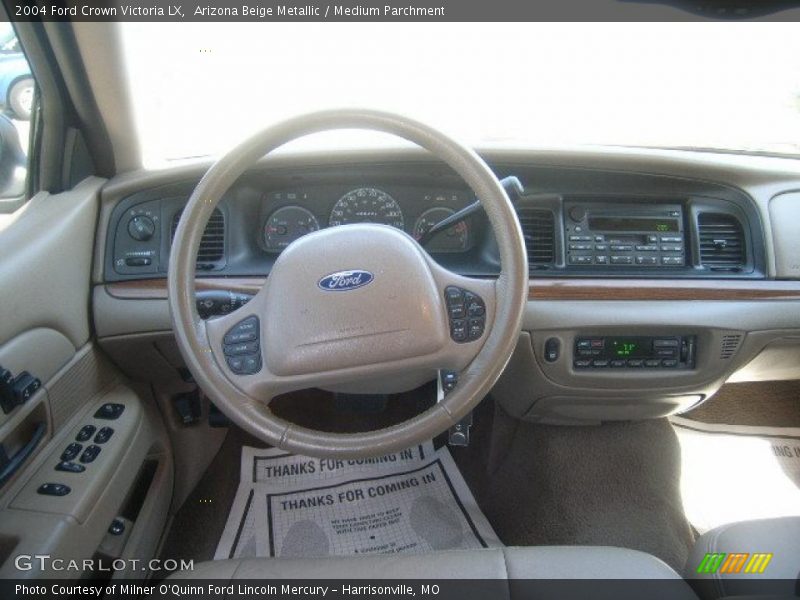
[
  {"x1": 127, "y1": 215, "x2": 155, "y2": 241},
  {"x1": 568, "y1": 206, "x2": 586, "y2": 222}
]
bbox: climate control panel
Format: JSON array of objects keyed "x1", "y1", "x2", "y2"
[{"x1": 573, "y1": 335, "x2": 696, "y2": 369}]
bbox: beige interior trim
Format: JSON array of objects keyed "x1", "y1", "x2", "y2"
[{"x1": 0, "y1": 177, "x2": 104, "y2": 349}]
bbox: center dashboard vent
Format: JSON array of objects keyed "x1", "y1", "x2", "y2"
[
  {"x1": 517, "y1": 208, "x2": 555, "y2": 268},
  {"x1": 698, "y1": 212, "x2": 745, "y2": 271},
  {"x1": 171, "y1": 208, "x2": 226, "y2": 267}
]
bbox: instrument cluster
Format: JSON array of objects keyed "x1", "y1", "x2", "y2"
[{"x1": 261, "y1": 185, "x2": 475, "y2": 254}]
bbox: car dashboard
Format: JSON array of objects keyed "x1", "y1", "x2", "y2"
[{"x1": 93, "y1": 146, "x2": 800, "y2": 425}]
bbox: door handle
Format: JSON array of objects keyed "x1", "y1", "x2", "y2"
[{"x1": 0, "y1": 422, "x2": 46, "y2": 487}]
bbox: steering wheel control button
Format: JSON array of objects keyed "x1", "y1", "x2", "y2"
[
  {"x1": 544, "y1": 338, "x2": 560, "y2": 362},
  {"x1": 223, "y1": 316, "x2": 259, "y2": 344},
  {"x1": 80, "y1": 445, "x2": 102, "y2": 464},
  {"x1": 224, "y1": 316, "x2": 262, "y2": 375},
  {"x1": 37, "y1": 483, "x2": 71, "y2": 497},
  {"x1": 445, "y1": 286, "x2": 485, "y2": 343},
  {"x1": 61, "y1": 443, "x2": 82, "y2": 462},
  {"x1": 75, "y1": 425, "x2": 96, "y2": 442},
  {"x1": 94, "y1": 427, "x2": 114, "y2": 444},
  {"x1": 94, "y1": 403, "x2": 125, "y2": 420},
  {"x1": 56, "y1": 461, "x2": 86, "y2": 473},
  {"x1": 224, "y1": 341, "x2": 260, "y2": 356}
]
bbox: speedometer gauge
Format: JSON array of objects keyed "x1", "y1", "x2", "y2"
[
  {"x1": 413, "y1": 207, "x2": 469, "y2": 252},
  {"x1": 263, "y1": 206, "x2": 320, "y2": 252},
  {"x1": 329, "y1": 187, "x2": 404, "y2": 230}
]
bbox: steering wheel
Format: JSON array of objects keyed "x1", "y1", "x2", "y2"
[{"x1": 168, "y1": 109, "x2": 528, "y2": 458}]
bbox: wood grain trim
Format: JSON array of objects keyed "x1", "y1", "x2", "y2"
[
  {"x1": 105, "y1": 277, "x2": 800, "y2": 302},
  {"x1": 105, "y1": 278, "x2": 265, "y2": 299},
  {"x1": 528, "y1": 279, "x2": 800, "y2": 301}
]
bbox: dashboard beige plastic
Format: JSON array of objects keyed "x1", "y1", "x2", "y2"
[
  {"x1": 729, "y1": 336, "x2": 800, "y2": 382},
  {"x1": 490, "y1": 301, "x2": 800, "y2": 422},
  {"x1": 91, "y1": 148, "x2": 800, "y2": 424},
  {"x1": 769, "y1": 191, "x2": 800, "y2": 279}
]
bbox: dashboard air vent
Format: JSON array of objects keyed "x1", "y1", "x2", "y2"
[
  {"x1": 517, "y1": 208, "x2": 555, "y2": 267},
  {"x1": 171, "y1": 208, "x2": 225, "y2": 264},
  {"x1": 719, "y1": 334, "x2": 743, "y2": 360},
  {"x1": 698, "y1": 213, "x2": 745, "y2": 270}
]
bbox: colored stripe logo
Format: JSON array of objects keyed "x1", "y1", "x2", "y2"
[{"x1": 696, "y1": 552, "x2": 773, "y2": 574}]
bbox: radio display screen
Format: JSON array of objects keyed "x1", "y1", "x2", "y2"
[
  {"x1": 588, "y1": 217, "x2": 679, "y2": 233},
  {"x1": 610, "y1": 339, "x2": 649, "y2": 358}
]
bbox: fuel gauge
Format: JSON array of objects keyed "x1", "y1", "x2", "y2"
[
  {"x1": 264, "y1": 206, "x2": 320, "y2": 252},
  {"x1": 413, "y1": 207, "x2": 469, "y2": 252}
]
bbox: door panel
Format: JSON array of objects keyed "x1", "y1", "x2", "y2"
[
  {"x1": 0, "y1": 177, "x2": 173, "y2": 579},
  {"x1": 0, "y1": 178, "x2": 101, "y2": 494}
]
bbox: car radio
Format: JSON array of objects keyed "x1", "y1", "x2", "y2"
[
  {"x1": 573, "y1": 335, "x2": 697, "y2": 369},
  {"x1": 564, "y1": 201, "x2": 686, "y2": 268}
]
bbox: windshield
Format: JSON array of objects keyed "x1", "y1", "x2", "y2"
[{"x1": 121, "y1": 23, "x2": 800, "y2": 167}]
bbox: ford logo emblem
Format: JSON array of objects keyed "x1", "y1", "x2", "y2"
[{"x1": 318, "y1": 270, "x2": 374, "y2": 292}]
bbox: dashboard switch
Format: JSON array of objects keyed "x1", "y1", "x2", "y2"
[
  {"x1": 127, "y1": 215, "x2": 155, "y2": 241},
  {"x1": 441, "y1": 370, "x2": 458, "y2": 393},
  {"x1": 124, "y1": 257, "x2": 152, "y2": 267},
  {"x1": 544, "y1": 338, "x2": 560, "y2": 362}
]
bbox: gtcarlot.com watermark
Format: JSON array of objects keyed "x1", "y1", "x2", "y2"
[{"x1": 14, "y1": 554, "x2": 194, "y2": 573}]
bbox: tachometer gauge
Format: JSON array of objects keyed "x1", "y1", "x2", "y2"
[
  {"x1": 329, "y1": 187, "x2": 404, "y2": 229},
  {"x1": 263, "y1": 206, "x2": 320, "y2": 252},
  {"x1": 413, "y1": 207, "x2": 469, "y2": 252}
]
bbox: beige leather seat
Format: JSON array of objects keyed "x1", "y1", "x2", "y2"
[{"x1": 170, "y1": 546, "x2": 699, "y2": 599}]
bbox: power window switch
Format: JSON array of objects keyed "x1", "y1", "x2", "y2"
[
  {"x1": 79, "y1": 445, "x2": 101, "y2": 464},
  {"x1": 55, "y1": 461, "x2": 86, "y2": 473},
  {"x1": 94, "y1": 427, "x2": 114, "y2": 444},
  {"x1": 37, "y1": 483, "x2": 71, "y2": 496},
  {"x1": 76, "y1": 424, "x2": 96, "y2": 442},
  {"x1": 61, "y1": 443, "x2": 82, "y2": 462}
]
